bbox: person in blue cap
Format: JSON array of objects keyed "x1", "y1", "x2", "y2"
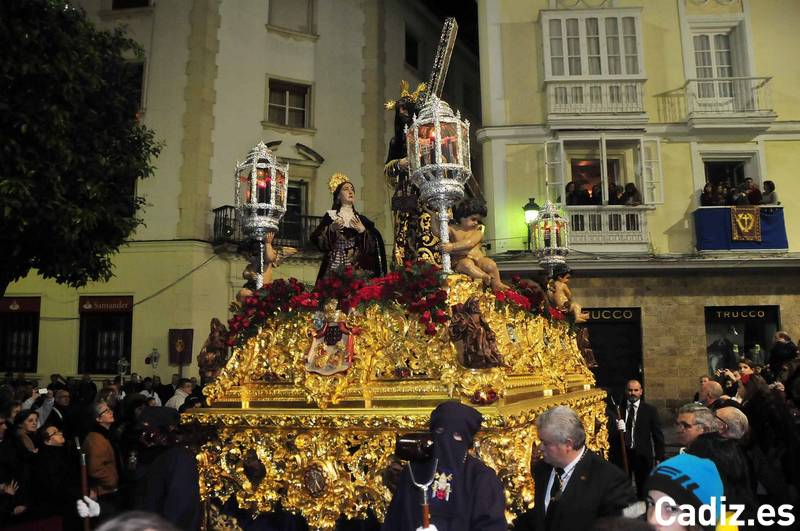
[
  {"x1": 645, "y1": 454, "x2": 724, "y2": 531},
  {"x1": 382, "y1": 401, "x2": 506, "y2": 531}
]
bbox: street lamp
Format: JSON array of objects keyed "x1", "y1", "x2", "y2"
[
  {"x1": 522, "y1": 197, "x2": 541, "y2": 251},
  {"x1": 234, "y1": 141, "x2": 289, "y2": 287},
  {"x1": 405, "y1": 95, "x2": 471, "y2": 272}
]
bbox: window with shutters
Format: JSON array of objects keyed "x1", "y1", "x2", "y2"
[{"x1": 541, "y1": 10, "x2": 644, "y2": 80}]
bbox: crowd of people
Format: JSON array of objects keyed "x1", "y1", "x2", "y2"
[
  {"x1": 2, "y1": 329, "x2": 798, "y2": 531},
  {"x1": 699, "y1": 177, "x2": 779, "y2": 206},
  {"x1": 0, "y1": 372, "x2": 205, "y2": 530},
  {"x1": 565, "y1": 181, "x2": 643, "y2": 206}
]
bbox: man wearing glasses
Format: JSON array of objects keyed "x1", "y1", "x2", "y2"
[
  {"x1": 84, "y1": 403, "x2": 120, "y2": 521},
  {"x1": 34, "y1": 425, "x2": 82, "y2": 527},
  {"x1": 674, "y1": 403, "x2": 718, "y2": 450}
]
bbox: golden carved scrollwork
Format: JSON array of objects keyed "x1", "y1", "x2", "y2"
[{"x1": 196, "y1": 274, "x2": 606, "y2": 528}]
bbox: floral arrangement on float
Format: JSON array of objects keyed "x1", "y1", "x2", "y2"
[{"x1": 225, "y1": 262, "x2": 569, "y2": 352}]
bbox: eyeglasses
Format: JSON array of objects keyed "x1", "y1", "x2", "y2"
[
  {"x1": 98, "y1": 408, "x2": 112, "y2": 417},
  {"x1": 714, "y1": 414, "x2": 729, "y2": 432},
  {"x1": 45, "y1": 429, "x2": 62, "y2": 439}
]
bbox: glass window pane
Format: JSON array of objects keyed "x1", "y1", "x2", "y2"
[
  {"x1": 551, "y1": 37, "x2": 563, "y2": 58},
  {"x1": 288, "y1": 109, "x2": 305, "y2": 128},
  {"x1": 269, "y1": 89, "x2": 286, "y2": 105},
  {"x1": 566, "y1": 18, "x2": 579, "y2": 36},
  {"x1": 288, "y1": 90, "x2": 306, "y2": 108},
  {"x1": 589, "y1": 57, "x2": 601, "y2": 75},
  {"x1": 605, "y1": 17, "x2": 619, "y2": 36},
  {"x1": 622, "y1": 17, "x2": 635, "y2": 35},
  {"x1": 569, "y1": 57, "x2": 582, "y2": 75},
  {"x1": 552, "y1": 57, "x2": 564, "y2": 76},
  {"x1": 268, "y1": 106, "x2": 285, "y2": 125},
  {"x1": 549, "y1": 19, "x2": 562, "y2": 37},
  {"x1": 625, "y1": 55, "x2": 638, "y2": 75},
  {"x1": 608, "y1": 56, "x2": 621, "y2": 75}
]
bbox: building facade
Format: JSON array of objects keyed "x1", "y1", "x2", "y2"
[
  {"x1": 1, "y1": 0, "x2": 480, "y2": 381},
  {"x1": 478, "y1": 0, "x2": 800, "y2": 411}
]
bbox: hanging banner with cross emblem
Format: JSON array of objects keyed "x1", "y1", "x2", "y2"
[{"x1": 731, "y1": 206, "x2": 761, "y2": 241}]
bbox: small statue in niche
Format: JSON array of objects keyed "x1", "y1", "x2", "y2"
[
  {"x1": 547, "y1": 264, "x2": 589, "y2": 323},
  {"x1": 236, "y1": 231, "x2": 297, "y2": 303},
  {"x1": 430, "y1": 198, "x2": 510, "y2": 291},
  {"x1": 449, "y1": 297, "x2": 504, "y2": 369},
  {"x1": 197, "y1": 318, "x2": 229, "y2": 383}
]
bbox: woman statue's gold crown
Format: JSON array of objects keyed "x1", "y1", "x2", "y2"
[
  {"x1": 328, "y1": 172, "x2": 350, "y2": 193},
  {"x1": 384, "y1": 80, "x2": 427, "y2": 110}
]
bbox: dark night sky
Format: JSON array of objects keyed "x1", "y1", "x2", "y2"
[{"x1": 417, "y1": 0, "x2": 479, "y2": 54}]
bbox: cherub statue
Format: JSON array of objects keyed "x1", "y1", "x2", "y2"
[
  {"x1": 236, "y1": 231, "x2": 297, "y2": 303},
  {"x1": 547, "y1": 265, "x2": 589, "y2": 323},
  {"x1": 430, "y1": 198, "x2": 510, "y2": 291}
]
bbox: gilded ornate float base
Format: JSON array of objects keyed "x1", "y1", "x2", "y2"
[{"x1": 191, "y1": 275, "x2": 607, "y2": 529}]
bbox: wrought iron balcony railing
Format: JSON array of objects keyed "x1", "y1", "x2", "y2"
[
  {"x1": 212, "y1": 205, "x2": 322, "y2": 251},
  {"x1": 685, "y1": 76, "x2": 773, "y2": 116}
]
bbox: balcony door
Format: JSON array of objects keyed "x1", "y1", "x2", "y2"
[{"x1": 693, "y1": 32, "x2": 735, "y2": 110}]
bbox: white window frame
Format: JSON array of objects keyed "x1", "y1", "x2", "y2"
[
  {"x1": 680, "y1": 14, "x2": 754, "y2": 82},
  {"x1": 545, "y1": 134, "x2": 663, "y2": 206},
  {"x1": 540, "y1": 8, "x2": 645, "y2": 81},
  {"x1": 267, "y1": 79, "x2": 311, "y2": 129}
]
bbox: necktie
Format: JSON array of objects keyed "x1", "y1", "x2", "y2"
[
  {"x1": 625, "y1": 404, "x2": 635, "y2": 448},
  {"x1": 545, "y1": 467, "x2": 565, "y2": 529}
]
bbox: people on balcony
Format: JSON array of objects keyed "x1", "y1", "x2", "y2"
[
  {"x1": 699, "y1": 179, "x2": 778, "y2": 207},
  {"x1": 622, "y1": 183, "x2": 642, "y2": 206},
  {"x1": 744, "y1": 178, "x2": 763, "y2": 205},
  {"x1": 762, "y1": 180, "x2": 779, "y2": 205},
  {"x1": 610, "y1": 183, "x2": 626, "y2": 205},
  {"x1": 590, "y1": 184, "x2": 603, "y2": 205},
  {"x1": 700, "y1": 183, "x2": 716, "y2": 206}
]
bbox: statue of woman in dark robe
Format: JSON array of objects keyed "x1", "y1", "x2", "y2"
[{"x1": 310, "y1": 173, "x2": 386, "y2": 283}]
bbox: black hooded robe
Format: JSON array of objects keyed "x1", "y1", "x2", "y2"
[{"x1": 382, "y1": 402, "x2": 507, "y2": 531}]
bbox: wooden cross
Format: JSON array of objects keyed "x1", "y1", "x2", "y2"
[{"x1": 424, "y1": 17, "x2": 459, "y2": 103}]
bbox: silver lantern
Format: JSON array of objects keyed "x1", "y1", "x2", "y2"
[
  {"x1": 405, "y1": 96, "x2": 471, "y2": 272},
  {"x1": 234, "y1": 142, "x2": 289, "y2": 287},
  {"x1": 529, "y1": 200, "x2": 570, "y2": 276}
]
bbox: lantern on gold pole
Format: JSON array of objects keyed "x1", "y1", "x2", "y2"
[
  {"x1": 529, "y1": 201, "x2": 569, "y2": 278},
  {"x1": 405, "y1": 96, "x2": 471, "y2": 272},
  {"x1": 234, "y1": 142, "x2": 289, "y2": 287}
]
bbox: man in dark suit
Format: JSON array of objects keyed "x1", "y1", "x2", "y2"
[
  {"x1": 515, "y1": 405, "x2": 635, "y2": 531},
  {"x1": 614, "y1": 379, "x2": 665, "y2": 499}
]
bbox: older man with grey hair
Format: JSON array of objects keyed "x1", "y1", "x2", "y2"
[
  {"x1": 675, "y1": 403, "x2": 718, "y2": 448},
  {"x1": 515, "y1": 406, "x2": 635, "y2": 531},
  {"x1": 716, "y1": 406, "x2": 749, "y2": 440}
]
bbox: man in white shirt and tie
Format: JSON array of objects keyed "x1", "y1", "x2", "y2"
[
  {"x1": 615, "y1": 379, "x2": 665, "y2": 499},
  {"x1": 515, "y1": 406, "x2": 635, "y2": 531}
]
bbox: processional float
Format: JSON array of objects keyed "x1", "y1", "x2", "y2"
[{"x1": 190, "y1": 18, "x2": 607, "y2": 530}]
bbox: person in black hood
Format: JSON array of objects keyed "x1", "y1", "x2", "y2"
[{"x1": 382, "y1": 401, "x2": 506, "y2": 531}]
